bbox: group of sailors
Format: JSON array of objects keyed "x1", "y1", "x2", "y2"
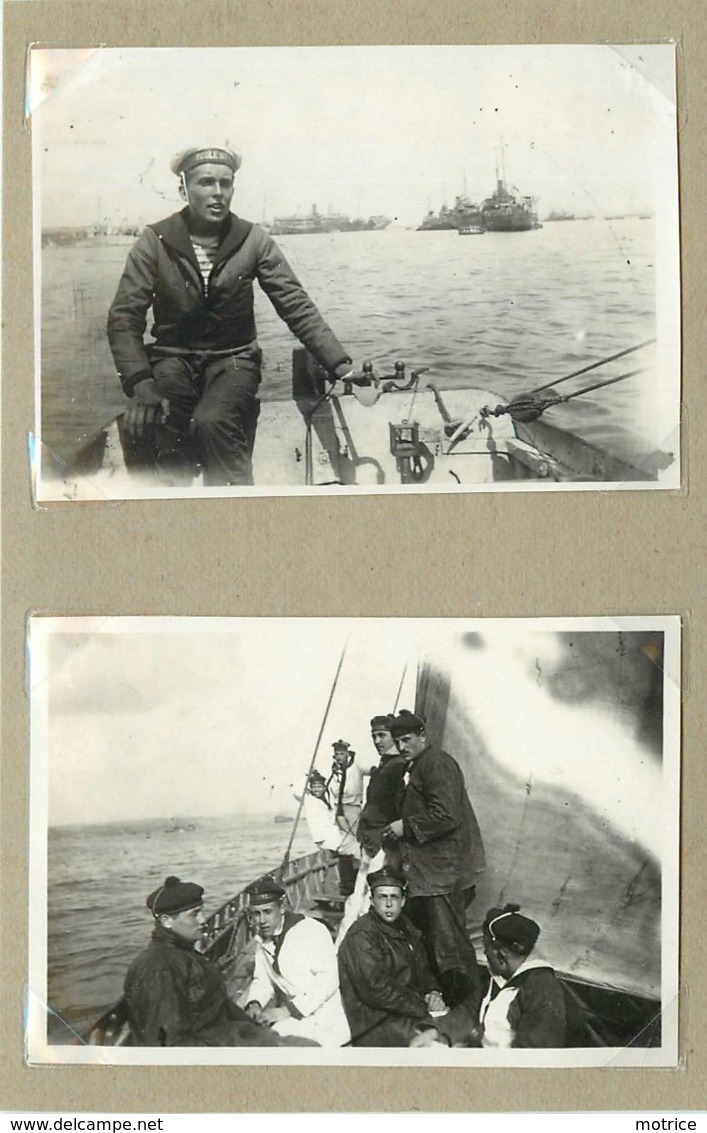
[{"x1": 124, "y1": 710, "x2": 588, "y2": 1049}]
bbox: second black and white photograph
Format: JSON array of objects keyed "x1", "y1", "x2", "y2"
[
  {"x1": 27, "y1": 616, "x2": 679, "y2": 1067},
  {"x1": 31, "y1": 44, "x2": 680, "y2": 501}
]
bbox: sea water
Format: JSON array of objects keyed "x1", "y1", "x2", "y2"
[
  {"x1": 46, "y1": 813, "x2": 314, "y2": 1042},
  {"x1": 39, "y1": 219, "x2": 665, "y2": 471}
]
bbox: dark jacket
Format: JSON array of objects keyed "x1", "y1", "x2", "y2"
[
  {"x1": 401, "y1": 745, "x2": 485, "y2": 898},
  {"x1": 107, "y1": 209, "x2": 350, "y2": 395},
  {"x1": 337, "y1": 908, "x2": 438, "y2": 1046},
  {"x1": 440, "y1": 962, "x2": 593, "y2": 1048},
  {"x1": 357, "y1": 753, "x2": 406, "y2": 855},
  {"x1": 123, "y1": 924, "x2": 279, "y2": 1047}
]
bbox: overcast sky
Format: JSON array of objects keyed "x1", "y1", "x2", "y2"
[
  {"x1": 32, "y1": 618, "x2": 677, "y2": 860},
  {"x1": 40, "y1": 619, "x2": 418, "y2": 823},
  {"x1": 32, "y1": 44, "x2": 677, "y2": 228}
]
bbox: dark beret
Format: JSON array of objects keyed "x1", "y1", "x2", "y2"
[
  {"x1": 370, "y1": 715, "x2": 395, "y2": 729},
  {"x1": 308, "y1": 770, "x2": 328, "y2": 786},
  {"x1": 389, "y1": 709, "x2": 426, "y2": 737},
  {"x1": 332, "y1": 739, "x2": 351, "y2": 751},
  {"x1": 485, "y1": 903, "x2": 540, "y2": 955},
  {"x1": 368, "y1": 868, "x2": 407, "y2": 893},
  {"x1": 246, "y1": 876, "x2": 286, "y2": 905},
  {"x1": 147, "y1": 875, "x2": 204, "y2": 917}
]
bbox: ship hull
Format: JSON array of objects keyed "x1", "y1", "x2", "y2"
[{"x1": 482, "y1": 210, "x2": 536, "y2": 232}]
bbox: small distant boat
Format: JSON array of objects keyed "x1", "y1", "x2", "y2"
[
  {"x1": 163, "y1": 819, "x2": 196, "y2": 834},
  {"x1": 274, "y1": 814, "x2": 294, "y2": 824},
  {"x1": 458, "y1": 225, "x2": 485, "y2": 236}
]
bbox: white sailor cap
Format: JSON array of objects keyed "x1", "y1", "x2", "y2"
[{"x1": 170, "y1": 147, "x2": 242, "y2": 177}]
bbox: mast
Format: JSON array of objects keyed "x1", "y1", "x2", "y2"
[{"x1": 282, "y1": 638, "x2": 349, "y2": 864}]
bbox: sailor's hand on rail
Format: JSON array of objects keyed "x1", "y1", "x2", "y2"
[
  {"x1": 329, "y1": 361, "x2": 382, "y2": 387},
  {"x1": 124, "y1": 378, "x2": 169, "y2": 441},
  {"x1": 328, "y1": 360, "x2": 356, "y2": 385}
]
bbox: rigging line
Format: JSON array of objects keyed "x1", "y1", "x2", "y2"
[
  {"x1": 406, "y1": 373, "x2": 421, "y2": 423},
  {"x1": 392, "y1": 661, "x2": 409, "y2": 714},
  {"x1": 282, "y1": 637, "x2": 350, "y2": 865},
  {"x1": 557, "y1": 367, "x2": 643, "y2": 403},
  {"x1": 305, "y1": 419, "x2": 313, "y2": 485},
  {"x1": 525, "y1": 339, "x2": 656, "y2": 397},
  {"x1": 304, "y1": 377, "x2": 339, "y2": 485}
]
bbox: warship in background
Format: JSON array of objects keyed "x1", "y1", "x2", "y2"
[
  {"x1": 480, "y1": 174, "x2": 539, "y2": 232},
  {"x1": 271, "y1": 204, "x2": 391, "y2": 235},
  {"x1": 419, "y1": 152, "x2": 540, "y2": 234},
  {"x1": 417, "y1": 194, "x2": 483, "y2": 231}
]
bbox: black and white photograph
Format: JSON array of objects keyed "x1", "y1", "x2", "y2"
[
  {"x1": 28, "y1": 616, "x2": 679, "y2": 1066},
  {"x1": 32, "y1": 44, "x2": 680, "y2": 501}
]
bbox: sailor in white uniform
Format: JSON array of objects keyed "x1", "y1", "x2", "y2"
[
  {"x1": 327, "y1": 739, "x2": 373, "y2": 844},
  {"x1": 243, "y1": 876, "x2": 350, "y2": 1047},
  {"x1": 301, "y1": 769, "x2": 358, "y2": 855}
]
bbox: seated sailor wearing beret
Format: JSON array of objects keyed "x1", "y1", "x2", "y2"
[
  {"x1": 123, "y1": 875, "x2": 290, "y2": 1046},
  {"x1": 107, "y1": 145, "x2": 354, "y2": 486},
  {"x1": 476, "y1": 904, "x2": 589, "y2": 1049},
  {"x1": 337, "y1": 868, "x2": 447, "y2": 1046},
  {"x1": 243, "y1": 877, "x2": 350, "y2": 1046},
  {"x1": 337, "y1": 870, "x2": 446, "y2": 1046}
]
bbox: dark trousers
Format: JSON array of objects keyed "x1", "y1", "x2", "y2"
[
  {"x1": 337, "y1": 853, "x2": 359, "y2": 898},
  {"x1": 227, "y1": 1005, "x2": 318, "y2": 1047},
  {"x1": 151, "y1": 353, "x2": 261, "y2": 486},
  {"x1": 406, "y1": 888, "x2": 481, "y2": 1011}
]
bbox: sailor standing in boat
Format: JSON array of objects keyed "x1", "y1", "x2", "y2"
[
  {"x1": 327, "y1": 739, "x2": 372, "y2": 840},
  {"x1": 357, "y1": 715, "x2": 407, "y2": 858},
  {"x1": 107, "y1": 145, "x2": 354, "y2": 486},
  {"x1": 327, "y1": 739, "x2": 374, "y2": 896},
  {"x1": 301, "y1": 769, "x2": 358, "y2": 855},
  {"x1": 243, "y1": 876, "x2": 350, "y2": 1046},
  {"x1": 382, "y1": 709, "x2": 485, "y2": 1013},
  {"x1": 123, "y1": 875, "x2": 307, "y2": 1046},
  {"x1": 333, "y1": 714, "x2": 406, "y2": 943}
]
